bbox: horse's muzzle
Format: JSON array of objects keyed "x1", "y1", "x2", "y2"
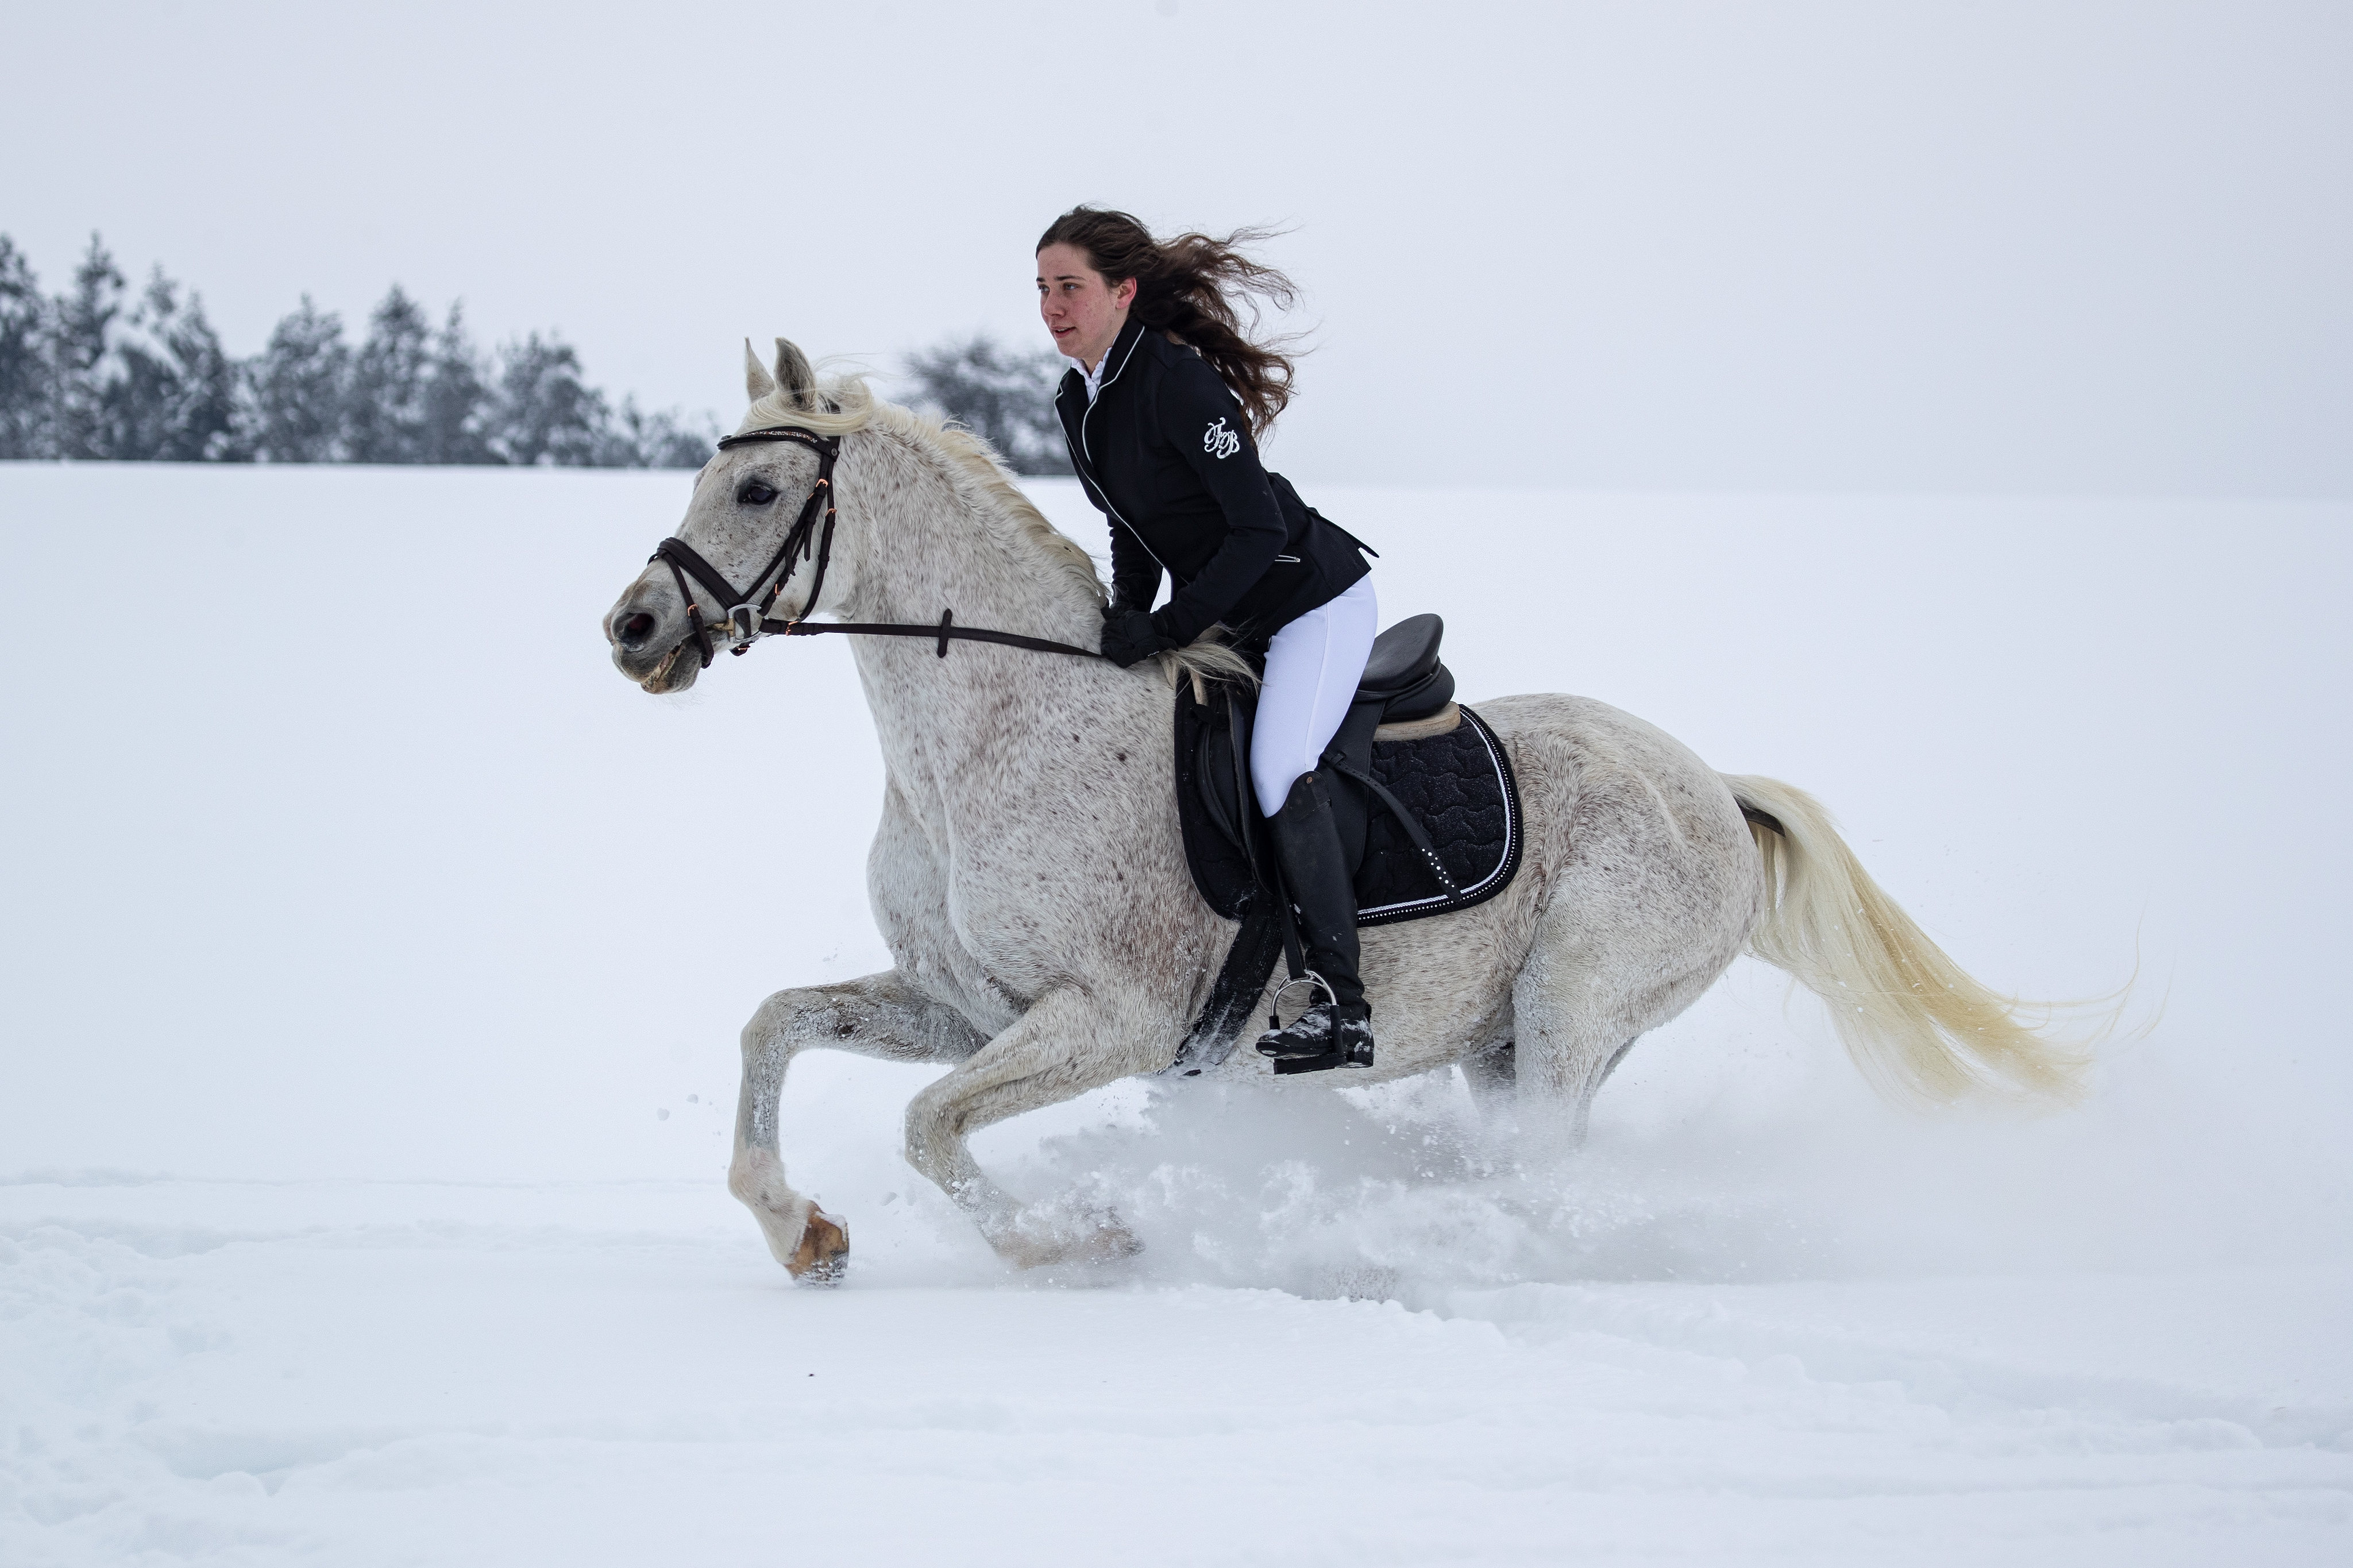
[{"x1": 604, "y1": 594, "x2": 699, "y2": 692}]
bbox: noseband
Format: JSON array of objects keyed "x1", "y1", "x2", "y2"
[{"x1": 645, "y1": 423, "x2": 1101, "y2": 670}]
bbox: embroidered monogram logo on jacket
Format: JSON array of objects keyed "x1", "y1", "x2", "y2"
[{"x1": 1202, "y1": 417, "x2": 1241, "y2": 460}]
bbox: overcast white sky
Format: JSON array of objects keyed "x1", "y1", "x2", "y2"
[{"x1": 6, "y1": 0, "x2": 2346, "y2": 494}]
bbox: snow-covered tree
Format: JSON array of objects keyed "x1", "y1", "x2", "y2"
[
  {"x1": 418, "y1": 303, "x2": 496, "y2": 465},
  {"x1": 244, "y1": 298, "x2": 352, "y2": 463},
  {"x1": 604, "y1": 396, "x2": 717, "y2": 469},
  {"x1": 901, "y1": 334, "x2": 1072, "y2": 475},
  {"x1": 0, "y1": 237, "x2": 48, "y2": 459},
  {"x1": 491, "y1": 333, "x2": 608, "y2": 467},
  {"x1": 102, "y1": 270, "x2": 240, "y2": 462},
  {"x1": 345, "y1": 287, "x2": 434, "y2": 464},
  {"x1": 49, "y1": 237, "x2": 127, "y2": 461}
]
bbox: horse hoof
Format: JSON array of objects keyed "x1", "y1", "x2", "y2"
[
  {"x1": 1083, "y1": 1219, "x2": 1144, "y2": 1263},
  {"x1": 1052, "y1": 1214, "x2": 1144, "y2": 1269},
  {"x1": 992, "y1": 1207, "x2": 1143, "y2": 1270},
  {"x1": 786, "y1": 1204, "x2": 849, "y2": 1285}
]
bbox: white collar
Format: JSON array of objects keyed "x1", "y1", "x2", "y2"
[
  {"x1": 1067, "y1": 346, "x2": 1110, "y2": 404},
  {"x1": 1067, "y1": 320, "x2": 1133, "y2": 404}
]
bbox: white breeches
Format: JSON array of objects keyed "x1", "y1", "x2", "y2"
[{"x1": 1250, "y1": 575, "x2": 1380, "y2": 816}]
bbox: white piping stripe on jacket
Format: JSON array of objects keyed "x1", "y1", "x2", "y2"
[{"x1": 1074, "y1": 326, "x2": 1170, "y2": 581}]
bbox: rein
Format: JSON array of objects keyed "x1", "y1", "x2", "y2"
[{"x1": 649, "y1": 423, "x2": 1102, "y2": 670}]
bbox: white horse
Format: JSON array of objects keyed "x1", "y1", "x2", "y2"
[{"x1": 602, "y1": 341, "x2": 2084, "y2": 1280}]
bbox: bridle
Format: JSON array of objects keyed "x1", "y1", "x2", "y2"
[
  {"x1": 646, "y1": 423, "x2": 1102, "y2": 671},
  {"x1": 651, "y1": 426, "x2": 842, "y2": 669}
]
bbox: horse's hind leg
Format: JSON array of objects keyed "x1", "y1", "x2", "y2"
[
  {"x1": 1508, "y1": 889, "x2": 1706, "y2": 1157},
  {"x1": 1461, "y1": 1034, "x2": 1517, "y2": 1124},
  {"x1": 902, "y1": 986, "x2": 1170, "y2": 1270},
  {"x1": 1509, "y1": 949, "x2": 1646, "y2": 1157},
  {"x1": 730, "y1": 968, "x2": 982, "y2": 1280}
]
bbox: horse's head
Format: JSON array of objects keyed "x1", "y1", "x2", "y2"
[{"x1": 603, "y1": 338, "x2": 861, "y2": 693}]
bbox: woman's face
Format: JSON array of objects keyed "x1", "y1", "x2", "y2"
[{"x1": 1037, "y1": 242, "x2": 1136, "y2": 370}]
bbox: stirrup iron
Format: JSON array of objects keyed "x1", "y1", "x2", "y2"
[{"x1": 1266, "y1": 970, "x2": 1337, "y2": 1034}]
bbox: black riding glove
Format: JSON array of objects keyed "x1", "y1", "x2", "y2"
[{"x1": 1098, "y1": 604, "x2": 1176, "y2": 669}]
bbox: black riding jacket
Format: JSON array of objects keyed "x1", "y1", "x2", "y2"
[{"x1": 1055, "y1": 317, "x2": 1370, "y2": 650}]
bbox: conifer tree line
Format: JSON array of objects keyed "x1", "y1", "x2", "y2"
[
  {"x1": 0, "y1": 234, "x2": 717, "y2": 467},
  {"x1": 0, "y1": 231, "x2": 1082, "y2": 474}
]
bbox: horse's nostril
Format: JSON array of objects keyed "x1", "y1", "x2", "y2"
[{"x1": 618, "y1": 611, "x2": 658, "y2": 648}]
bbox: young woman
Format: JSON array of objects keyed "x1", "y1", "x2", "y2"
[{"x1": 1036, "y1": 206, "x2": 1380, "y2": 1068}]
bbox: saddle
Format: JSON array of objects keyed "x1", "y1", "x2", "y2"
[{"x1": 1167, "y1": 615, "x2": 1525, "y2": 1076}]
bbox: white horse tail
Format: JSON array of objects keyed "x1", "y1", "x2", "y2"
[{"x1": 1723, "y1": 774, "x2": 2090, "y2": 1107}]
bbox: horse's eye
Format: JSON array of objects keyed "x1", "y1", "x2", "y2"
[{"x1": 737, "y1": 481, "x2": 778, "y2": 506}]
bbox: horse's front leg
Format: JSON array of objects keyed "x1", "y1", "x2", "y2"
[
  {"x1": 903, "y1": 986, "x2": 1169, "y2": 1270},
  {"x1": 729, "y1": 968, "x2": 982, "y2": 1281}
]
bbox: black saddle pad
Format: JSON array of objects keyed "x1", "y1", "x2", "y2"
[
  {"x1": 1354, "y1": 712, "x2": 1523, "y2": 923},
  {"x1": 1173, "y1": 685, "x2": 1524, "y2": 928},
  {"x1": 1163, "y1": 683, "x2": 1525, "y2": 1076}
]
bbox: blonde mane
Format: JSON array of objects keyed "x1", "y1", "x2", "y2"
[{"x1": 742, "y1": 374, "x2": 1105, "y2": 611}]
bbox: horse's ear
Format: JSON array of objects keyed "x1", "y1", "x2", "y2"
[
  {"x1": 773, "y1": 337, "x2": 817, "y2": 410},
  {"x1": 744, "y1": 338, "x2": 778, "y2": 403}
]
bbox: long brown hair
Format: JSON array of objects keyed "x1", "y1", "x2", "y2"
[{"x1": 1037, "y1": 206, "x2": 1301, "y2": 438}]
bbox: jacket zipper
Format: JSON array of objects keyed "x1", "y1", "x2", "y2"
[{"x1": 1077, "y1": 326, "x2": 1175, "y2": 579}]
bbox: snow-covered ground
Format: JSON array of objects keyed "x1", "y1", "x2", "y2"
[
  {"x1": 7, "y1": 1176, "x2": 2346, "y2": 1566},
  {"x1": 3, "y1": 463, "x2": 2349, "y2": 1563}
]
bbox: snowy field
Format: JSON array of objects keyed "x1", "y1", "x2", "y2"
[{"x1": 3, "y1": 462, "x2": 2349, "y2": 1564}]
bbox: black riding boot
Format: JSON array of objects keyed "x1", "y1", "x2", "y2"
[{"x1": 1254, "y1": 771, "x2": 1375, "y2": 1069}]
